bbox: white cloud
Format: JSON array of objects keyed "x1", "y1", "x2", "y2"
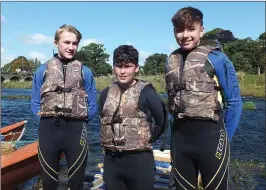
[
  {"x1": 1, "y1": 46, "x2": 4, "y2": 53},
  {"x1": 1, "y1": 55, "x2": 16, "y2": 68},
  {"x1": 82, "y1": 39, "x2": 97, "y2": 47},
  {"x1": 28, "y1": 51, "x2": 47, "y2": 62},
  {"x1": 139, "y1": 50, "x2": 153, "y2": 66},
  {"x1": 1, "y1": 14, "x2": 7, "y2": 22},
  {"x1": 24, "y1": 33, "x2": 53, "y2": 45}
]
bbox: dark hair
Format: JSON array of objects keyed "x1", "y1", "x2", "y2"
[
  {"x1": 171, "y1": 6, "x2": 203, "y2": 30},
  {"x1": 113, "y1": 45, "x2": 139, "y2": 65}
]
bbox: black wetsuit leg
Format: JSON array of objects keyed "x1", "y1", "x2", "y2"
[
  {"x1": 172, "y1": 116, "x2": 229, "y2": 190},
  {"x1": 103, "y1": 151, "x2": 156, "y2": 190},
  {"x1": 38, "y1": 117, "x2": 88, "y2": 190}
]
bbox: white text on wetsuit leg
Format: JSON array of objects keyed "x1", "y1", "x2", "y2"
[{"x1": 215, "y1": 129, "x2": 225, "y2": 159}]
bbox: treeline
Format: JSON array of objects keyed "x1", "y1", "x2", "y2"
[
  {"x1": 2, "y1": 29, "x2": 265, "y2": 76},
  {"x1": 1, "y1": 57, "x2": 41, "y2": 73}
]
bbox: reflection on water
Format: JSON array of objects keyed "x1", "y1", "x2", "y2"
[{"x1": 1, "y1": 88, "x2": 265, "y2": 189}]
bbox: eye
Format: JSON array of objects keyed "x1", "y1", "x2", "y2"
[{"x1": 175, "y1": 29, "x2": 184, "y2": 33}]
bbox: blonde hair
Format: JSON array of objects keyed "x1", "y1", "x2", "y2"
[{"x1": 54, "y1": 24, "x2": 82, "y2": 42}]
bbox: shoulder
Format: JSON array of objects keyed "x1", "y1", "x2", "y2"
[
  {"x1": 208, "y1": 50, "x2": 231, "y2": 63},
  {"x1": 208, "y1": 50, "x2": 233, "y2": 70},
  {"x1": 141, "y1": 84, "x2": 157, "y2": 96},
  {"x1": 100, "y1": 87, "x2": 109, "y2": 95},
  {"x1": 99, "y1": 87, "x2": 109, "y2": 100},
  {"x1": 168, "y1": 48, "x2": 181, "y2": 58},
  {"x1": 82, "y1": 65, "x2": 94, "y2": 79},
  {"x1": 82, "y1": 65, "x2": 93, "y2": 75},
  {"x1": 35, "y1": 63, "x2": 46, "y2": 76}
]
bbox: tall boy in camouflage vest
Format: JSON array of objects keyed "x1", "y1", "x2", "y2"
[
  {"x1": 31, "y1": 25, "x2": 98, "y2": 190},
  {"x1": 165, "y1": 7, "x2": 243, "y2": 190}
]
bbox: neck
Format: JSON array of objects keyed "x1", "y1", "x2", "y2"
[
  {"x1": 56, "y1": 53, "x2": 73, "y2": 63},
  {"x1": 118, "y1": 79, "x2": 137, "y2": 90}
]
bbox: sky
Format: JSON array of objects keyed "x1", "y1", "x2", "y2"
[{"x1": 1, "y1": 2, "x2": 265, "y2": 67}]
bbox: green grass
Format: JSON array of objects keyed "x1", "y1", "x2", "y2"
[
  {"x1": 1, "y1": 81, "x2": 32, "y2": 89},
  {"x1": 238, "y1": 73, "x2": 265, "y2": 98},
  {"x1": 2, "y1": 73, "x2": 265, "y2": 98},
  {"x1": 242, "y1": 101, "x2": 256, "y2": 110}
]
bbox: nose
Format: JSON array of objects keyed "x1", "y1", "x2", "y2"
[
  {"x1": 120, "y1": 67, "x2": 125, "y2": 74},
  {"x1": 182, "y1": 30, "x2": 189, "y2": 38},
  {"x1": 69, "y1": 43, "x2": 75, "y2": 50}
]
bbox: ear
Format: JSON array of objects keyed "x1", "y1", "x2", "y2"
[
  {"x1": 173, "y1": 27, "x2": 177, "y2": 38},
  {"x1": 135, "y1": 64, "x2": 139, "y2": 73},
  {"x1": 54, "y1": 40, "x2": 59, "y2": 48},
  {"x1": 200, "y1": 26, "x2": 204, "y2": 37}
]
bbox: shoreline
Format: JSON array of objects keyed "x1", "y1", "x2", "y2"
[{"x1": 1, "y1": 74, "x2": 265, "y2": 98}]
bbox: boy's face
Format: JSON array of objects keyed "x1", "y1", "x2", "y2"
[
  {"x1": 54, "y1": 31, "x2": 79, "y2": 60},
  {"x1": 114, "y1": 62, "x2": 139, "y2": 88},
  {"x1": 174, "y1": 23, "x2": 204, "y2": 50}
]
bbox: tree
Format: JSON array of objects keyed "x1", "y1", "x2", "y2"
[
  {"x1": 202, "y1": 28, "x2": 236, "y2": 46},
  {"x1": 143, "y1": 53, "x2": 167, "y2": 75},
  {"x1": 9, "y1": 56, "x2": 31, "y2": 73},
  {"x1": 75, "y1": 43, "x2": 112, "y2": 76},
  {"x1": 223, "y1": 38, "x2": 264, "y2": 73}
]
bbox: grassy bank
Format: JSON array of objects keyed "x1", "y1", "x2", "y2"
[
  {"x1": 2, "y1": 95, "x2": 256, "y2": 110},
  {"x1": 2, "y1": 73, "x2": 265, "y2": 98},
  {"x1": 238, "y1": 73, "x2": 265, "y2": 98},
  {"x1": 1, "y1": 81, "x2": 32, "y2": 89}
]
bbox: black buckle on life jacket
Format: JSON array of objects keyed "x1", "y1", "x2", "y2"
[
  {"x1": 55, "y1": 86, "x2": 72, "y2": 94},
  {"x1": 112, "y1": 139, "x2": 126, "y2": 146},
  {"x1": 54, "y1": 106, "x2": 72, "y2": 113}
]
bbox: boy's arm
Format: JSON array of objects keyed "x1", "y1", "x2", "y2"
[
  {"x1": 208, "y1": 50, "x2": 243, "y2": 142},
  {"x1": 31, "y1": 64, "x2": 46, "y2": 119},
  {"x1": 82, "y1": 66, "x2": 98, "y2": 121},
  {"x1": 139, "y1": 85, "x2": 167, "y2": 142}
]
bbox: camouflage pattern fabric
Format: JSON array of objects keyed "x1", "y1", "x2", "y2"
[
  {"x1": 40, "y1": 57, "x2": 88, "y2": 119},
  {"x1": 165, "y1": 45, "x2": 221, "y2": 121},
  {"x1": 100, "y1": 79, "x2": 154, "y2": 151}
]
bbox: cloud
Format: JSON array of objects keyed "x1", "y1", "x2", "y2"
[
  {"x1": 1, "y1": 14, "x2": 7, "y2": 22},
  {"x1": 23, "y1": 33, "x2": 53, "y2": 45},
  {"x1": 139, "y1": 50, "x2": 153, "y2": 66},
  {"x1": 1, "y1": 46, "x2": 4, "y2": 53},
  {"x1": 1, "y1": 55, "x2": 16, "y2": 68},
  {"x1": 82, "y1": 39, "x2": 97, "y2": 47},
  {"x1": 28, "y1": 51, "x2": 47, "y2": 62}
]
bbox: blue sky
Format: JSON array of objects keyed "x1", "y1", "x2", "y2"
[{"x1": 1, "y1": 2, "x2": 265, "y2": 67}]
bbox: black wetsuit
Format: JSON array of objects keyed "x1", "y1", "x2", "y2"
[
  {"x1": 38, "y1": 117, "x2": 88, "y2": 190},
  {"x1": 37, "y1": 59, "x2": 89, "y2": 190},
  {"x1": 169, "y1": 48, "x2": 241, "y2": 190},
  {"x1": 99, "y1": 85, "x2": 167, "y2": 190},
  {"x1": 172, "y1": 115, "x2": 229, "y2": 190}
]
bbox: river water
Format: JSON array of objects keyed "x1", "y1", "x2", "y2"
[{"x1": 1, "y1": 88, "x2": 265, "y2": 189}]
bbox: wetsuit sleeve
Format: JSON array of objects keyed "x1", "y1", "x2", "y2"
[
  {"x1": 138, "y1": 85, "x2": 167, "y2": 142},
  {"x1": 208, "y1": 50, "x2": 243, "y2": 142},
  {"x1": 31, "y1": 64, "x2": 46, "y2": 119},
  {"x1": 82, "y1": 66, "x2": 98, "y2": 121},
  {"x1": 98, "y1": 87, "x2": 109, "y2": 116}
]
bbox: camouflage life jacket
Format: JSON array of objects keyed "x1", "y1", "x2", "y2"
[
  {"x1": 165, "y1": 45, "x2": 222, "y2": 121},
  {"x1": 100, "y1": 80, "x2": 153, "y2": 151},
  {"x1": 39, "y1": 57, "x2": 88, "y2": 119}
]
